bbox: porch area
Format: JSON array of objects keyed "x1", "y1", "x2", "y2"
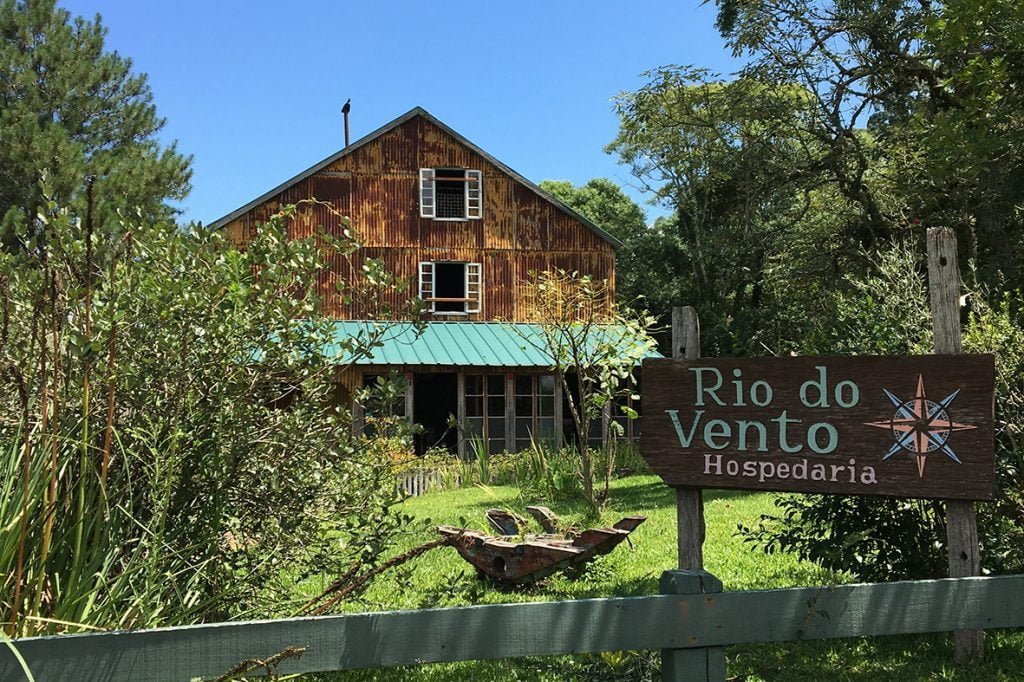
[{"x1": 329, "y1": 321, "x2": 651, "y2": 456}]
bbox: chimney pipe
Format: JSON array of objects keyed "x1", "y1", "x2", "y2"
[{"x1": 341, "y1": 99, "x2": 351, "y2": 147}]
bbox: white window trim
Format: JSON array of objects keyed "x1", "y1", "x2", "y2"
[
  {"x1": 466, "y1": 261, "x2": 482, "y2": 313},
  {"x1": 418, "y1": 261, "x2": 435, "y2": 312},
  {"x1": 466, "y1": 169, "x2": 483, "y2": 219},
  {"x1": 417, "y1": 261, "x2": 483, "y2": 315},
  {"x1": 419, "y1": 167, "x2": 482, "y2": 220}
]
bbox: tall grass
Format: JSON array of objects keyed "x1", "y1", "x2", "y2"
[
  {"x1": 0, "y1": 420, "x2": 218, "y2": 636},
  {"x1": 428, "y1": 438, "x2": 589, "y2": 507},
  {"x1": 1, "y1": 203, "x2": 421, "y2": 636}
]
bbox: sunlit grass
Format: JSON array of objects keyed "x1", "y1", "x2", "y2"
[{"x1": 310, "y1": 476, "x2": 1024, "y2": 681}]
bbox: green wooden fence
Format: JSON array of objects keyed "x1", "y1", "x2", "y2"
[{"x1": 3, "y1": 571, "x2": 1023, "y2": 682}]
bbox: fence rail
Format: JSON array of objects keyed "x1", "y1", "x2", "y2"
[{"x1": 3, "y1": 572, "x2": 1023, "y2": 682}]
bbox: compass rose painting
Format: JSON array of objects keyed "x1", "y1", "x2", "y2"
[{"x1": 865, "y1": 374, "x2": 978, "y2": 479}]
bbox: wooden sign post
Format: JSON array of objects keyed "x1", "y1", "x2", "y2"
[
  {"x1": 673, "y1": 307, "x2": 704, "y2": 570},
  {"x1": 662, "y1": 306, "x2": 725, "y2": 682},
  {"x1": 928, "y1": 227, "x2": 984, "y2": 662}
]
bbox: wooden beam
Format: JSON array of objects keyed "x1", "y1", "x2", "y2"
[
  {"x1": 600, "y1": 401, "x2": 611, "y2": 450},
  {"x1": 404, "y1": 371, "x2": 414, "y2": 427},
  {"x1": 661, "y1": 571, "x2": 725, "y2": 681},
  {"x1": 5, "y1": 575, "x2": 1024, "y2": 681},
  {"x1": 351, "y1": 373, "x2": 365, "y2": 437},
  {"x1": 671, "y1": 306, "x2": 705, "y2": 571},
  {"x1": 927, "y1": 227, "x2": 984, "y2": 661}
]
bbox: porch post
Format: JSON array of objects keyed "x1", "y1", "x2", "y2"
[
  {"x1": 505, "y1": 372, "x2": 516, "y2": 453},
  {"x1": 404, "y1": 371, "x2": 414, "y2": 427},
  {"x1": 457, "y1": 371, "x2": 466, "y2": 458},
  {"x1": 601, "y1": 401, "x2": 611, "y2": 450}
]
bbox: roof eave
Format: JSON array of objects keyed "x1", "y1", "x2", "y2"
[{"x1": 207, "y1": 107, "x2": 428, "y2": 230}]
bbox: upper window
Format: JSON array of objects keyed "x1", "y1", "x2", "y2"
[
  {"x1": 419, "y1": 168, "x2": 482, "y2": 220},
  {"x1": 419, "y1": 261, "x2": 482, "y2": 314}
]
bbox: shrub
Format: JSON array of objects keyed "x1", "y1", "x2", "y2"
[
  {"x1": 0, "y1": 199, "x2": 419, "y2": 634},
  {"x1": 741, "y1": 244, "x2": 1024, "y2": 579}
]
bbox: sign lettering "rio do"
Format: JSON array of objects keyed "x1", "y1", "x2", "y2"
[{"x1": 640, "y1": 355, "x2": 995, "y2": 500}]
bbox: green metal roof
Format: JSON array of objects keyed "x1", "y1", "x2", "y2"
[{"x1": 326, "y1": 321, "x2": 661, "y2": 367}]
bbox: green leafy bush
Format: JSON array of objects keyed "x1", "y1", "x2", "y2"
[
  {"x1": 0, "y1": 199, "x2": 419, "y2": 634},
  {"x1": 742, "y1": 244, "x2": 1024, "y2": 579}
]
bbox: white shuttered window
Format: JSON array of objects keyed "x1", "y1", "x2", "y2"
[
  {"x1": 418, "y1": 168, "x2": 482, "y2": 220},
  {"x1": 418, "y1": 261, "x2": 435, "y2": 312},
  {"x1": 465, "y1": 262, "x2": 482, "y2": 313},
  {"x1": 418, "y1": 261, "x2": 483, "y2": 314},
  {"x1": 465, "y1": 170, "x2": 483, "y2": 219}
]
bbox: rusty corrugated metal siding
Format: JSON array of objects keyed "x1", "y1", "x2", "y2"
[{"x1": 223, "y1": 114, "x2": 616, "y2": 322}]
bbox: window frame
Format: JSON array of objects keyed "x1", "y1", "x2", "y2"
[
  {"x1": 419, "y1": 167, "x2": 483, "y2": 220},
  {"x1": 514, "y1": 374, "x2": 557, "y2": 451},
  {"x1": 418, "y1": 260, "x2": 483, "y2": 315},
  {"x1": 465, "y1": 373, "x2": 507, "y2": 455}
]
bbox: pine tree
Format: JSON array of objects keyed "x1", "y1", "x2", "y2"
[{"x1": 0, "y1": 0, "x2": 191, "y2": 249}]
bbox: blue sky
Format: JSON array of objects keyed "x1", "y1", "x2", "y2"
[{"x1": 59, "y1": 1, "x2": 741, "y2": 225}]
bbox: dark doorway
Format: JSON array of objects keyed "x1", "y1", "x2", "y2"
[
  {"x1": 413, "y1": 373, "x2": 458, "y2": 454},
  {"x1": 435, "y1": 168, "x2": 467, "y2": 218}
]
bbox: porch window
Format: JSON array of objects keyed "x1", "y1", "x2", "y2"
[
  {"x1": 419, "y1": 261, "x2": 482, "y2": 314},
  {"x1": 419, "y1": 168, "x2": 482, "y2": 220},
  {"x1": 514, "y1": 374, "x2": 556, "y2": 451},
  {"x1": 465, "y1": 373, "x2": 506, "y2": 455}
]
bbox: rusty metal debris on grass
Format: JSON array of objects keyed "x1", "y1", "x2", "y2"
[{"x1": 438, "y1": 505, "x2": 646, "y2": 586}]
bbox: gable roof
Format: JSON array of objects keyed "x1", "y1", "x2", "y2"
[{"x1": 207, "y1": 106, "x2": 622, "y2": 248}]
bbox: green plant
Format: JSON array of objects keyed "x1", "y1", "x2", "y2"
[
  {"x1": 0, "y1": 197, "x2": 421, "y2": 635},
  {"x1": 741, "y1": 245, "x2": 1024, "y2": 580},
  {"x1": 965, "y1": 292, "x2": 1024, "y2": 574},
  {"x1": 515, "y1": 442, "x2": 585, "y2": 504},
  {"x1": 467, "y1": 435, "x2": 492, "y2": 485},
  {"x1": 517, "y1": 268, "x2": 658, "y2": 508}
]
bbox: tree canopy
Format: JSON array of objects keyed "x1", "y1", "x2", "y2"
[
  {"x1": 0, "y1": 0, "x2": 191, "y2": 250},
  {"x1": 539, "y1": 178, "x2": 647, "y2": 243},
  {"x1": 605, "y1": 0, "x2": 1024, "y2": 355},
  {"x1": 601, "y1": 0, "x2": 1024, "y2": 579}
]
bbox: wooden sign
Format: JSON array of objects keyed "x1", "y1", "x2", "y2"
[{"x1": 641, "y1": 355, "x2": 995, "y2": 500}]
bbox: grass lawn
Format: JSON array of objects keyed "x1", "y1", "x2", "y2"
[{"x1": 313, "y1": 475, "x2": 1024, "y2": 681}]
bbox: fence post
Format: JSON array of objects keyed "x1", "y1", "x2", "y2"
[{"x1": 660, "y1": 570, "x2": 726, "y2": 682}]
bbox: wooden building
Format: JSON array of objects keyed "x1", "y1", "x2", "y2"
[{"x1": 211, "y1": 107, "x2": 649, "y2": 455}]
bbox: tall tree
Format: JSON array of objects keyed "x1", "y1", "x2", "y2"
[
  {"x1": 608, "y1": 72, "x2": 825, "y2": 354},
  {"x1": 0, "y1": 0, "x2": 190, "y2": 250},
  {"x1": 713, "y1": 0, "x2": 1024, "y2": 287},
  {"x1": 695, "y1": 0, "x2": 1024, "y2": 580}
]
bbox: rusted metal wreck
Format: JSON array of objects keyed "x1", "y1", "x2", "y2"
[{"x1": 438, "y1": 506, "x2": 645, "y2": 585}]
